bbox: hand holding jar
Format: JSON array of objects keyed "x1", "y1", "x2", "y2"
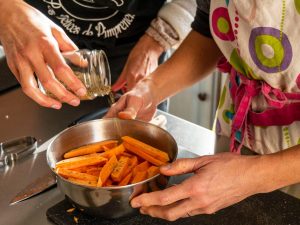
[
  {"x1": 39, "y1": 50, "x2": 111, "y2": 102},
  {"x1": 0, "y1": 0, "x2": 90, "y2": 109}
]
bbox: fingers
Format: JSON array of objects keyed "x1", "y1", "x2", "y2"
[
  {"x1": 29, "y1": 50, "x2": 81, "y2": 106},
  {"x1": 140, "y1": 198, "x2": 193, "y2": 221},
  {"x1": 16, "y1": 56, "x2": 62, "y2": 109},
  {"x1": 51, "y1": 25, "x2": 78, "y2": 52},
  {"x1": 103, "y1": 96, "x2": 127, "y2": 118},
  {"x1": 42, "y1": 38, "x2": 87, "y2": 98},
  {"x1": 131, "y1": 182, "x2": 190, "y2": 208},
  {"x1": 104, "y1": 94, "x2": 143, "y2": 119},
  {"x1": 160, "y1": 157, "x2": 211, "y2": 176},
  {"x1": 112, "y1": 74, "x2": 126, "y2": 92},
  {"x1": 118, "y1": 95, "x2": 144, "y2": 119}
]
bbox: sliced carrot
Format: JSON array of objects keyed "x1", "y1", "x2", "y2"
[
  {"x1": 133, "y1": 161, "x2": 150, "y2": 176},
  {"x1": 147, "y1": 166, "x2": 159, "y2": 178},
  {"x1": 111, "y1": 156, "x2": 130, "y2": 182},
  {"x1": 72, "y1": 165, "x2": 99, "y2": 173},
  {"x1": 102, "y1": 146, "x2": 111, "y2": 152},
  {"x1": 71, "y1": 166, "x2": 90, "y2": 173},
  {"x1": 123, "y1": 142, "x2": 166, "y2": 166},
  {"x1": 86, "y1": 167, "x2": 102, "y2": 177},
  {"x1": 104, "y1": 178, "x2": 113, "y2": 186},
  {"x1": 68, "y1": 177, "x2": 97, "y2": 187},
  {"x1": 123, "y1": 156, "x2": 138, "y2": 176},
  {"x1": 121, "y1": 152, "x2": 133, "y2": 157},
  {"x1": 63, "y1": 140, "x2": 118, "y2": 158},
  {"x1": 57, "y1": 168, "x2": 98, "y2": 182},
  {"x1": 119, "y1": 172, "x2": 132, "y2": 186},
  {"x1": 122, "y1": 136, "x2": 169, "y2": 162},
  {"x1": 131, "y1": 171, "x2": 147, "y2": 184},
  {"x1": 56, "y1": 154, "x2": 107, "y2": 169},
  {"x1": 97, "y1": 155, "x2": 118, "y2": 187},
  {"x1": 101, "y1": 140, "x2": 119, "y2": 149},
  {"x1": 100, "y1": 144, "x2": 125, "y2": 159}
]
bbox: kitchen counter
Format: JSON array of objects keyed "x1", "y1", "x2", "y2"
[{"x1": 1, "y1": 111, "x2": 300, "y2": 225}]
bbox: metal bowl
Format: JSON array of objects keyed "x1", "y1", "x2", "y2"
[{"x1": 47, "y1": 118, "x2": 178, "y2": 218}]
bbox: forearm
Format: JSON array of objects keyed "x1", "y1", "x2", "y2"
[
  {"x1": 147, "y1": 30, "x2": 222, "y2": 104},
  {"x1": 253, "y1": 145, "x2": 300, "y2": 193}
]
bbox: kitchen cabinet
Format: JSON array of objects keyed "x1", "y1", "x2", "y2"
[{"x1": 169, "y1": 71, "x2": 224, "y2": 129}]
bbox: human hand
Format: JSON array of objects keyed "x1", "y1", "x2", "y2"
[
  {"x1": 0, "y1": 1, "x2": 87, "y2": 109},
  {"x1": 105, "y1": 78, "x2": 159, "y2": 121},
  {"x1": 112, "y1": 34, "x2": 164, "y2": 92},
  {"x1": 131, "y1": 153, "x2": 262, "y2": 221}
]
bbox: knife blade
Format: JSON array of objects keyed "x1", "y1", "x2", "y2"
[{"x1": 9, "y1": 170, "x2": 57, "y2": 205}]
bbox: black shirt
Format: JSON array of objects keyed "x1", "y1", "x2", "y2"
[
  {"x1": 25, "y1": 0, "x2": 165, "y2": 50},
  {"x1": 191, "y1": 0, "x2": 211, "y2": 38}
]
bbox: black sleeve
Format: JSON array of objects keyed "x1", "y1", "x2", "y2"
[{"x1": 191, "y1": 0, "x2": 212, "y2": 38}]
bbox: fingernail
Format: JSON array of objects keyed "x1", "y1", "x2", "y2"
[
  {"x1": 51, "y1": 104, "x2": 61, "y2": 109},
  {"x1": 70, "y1": 99, "x2": 80, "y2": 106},
  {"x1": 76, "y1": 88, "x2": 86, "y2": 97},
  {"x1": 161, "y1": 164, "x2": 172, "y2": 170},
  {"x1": 131, "y1": 201, "x2": 141, "y2": 208}
]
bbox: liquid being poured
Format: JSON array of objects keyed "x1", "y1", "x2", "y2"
[{"x1": 107, "y1": 91, "x2": 115, "y2": 106}]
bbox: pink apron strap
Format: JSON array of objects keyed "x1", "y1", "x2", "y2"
[{"x1": 217, "y1": 57, "x2": 300, "y2": 153}]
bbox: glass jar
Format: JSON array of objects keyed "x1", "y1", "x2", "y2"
[{"x1": 39, "y1": 49, "x2": 111, "y2": 100}]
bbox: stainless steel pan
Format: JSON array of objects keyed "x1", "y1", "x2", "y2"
[{"x1": 47, "y1": 118, "x2": 178, "y2": 218}]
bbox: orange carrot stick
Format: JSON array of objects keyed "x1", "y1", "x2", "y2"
[
  {"x1": 121, "y1": 152, "x2": 133, "y2": 157},
  {"x1": 56, "y1": 154, "x2": 107, "y2": 169},
  {"x1": 133, "y1": 161, "x2": 150, "y2": 176},
  {"x1": 68, "y1": 177, "x2": 97, "y2": 187},
  {"x1": 131, "y1": 171, "x2": 147, "y2": 184},
  {"x1": 123, "y1": 156, "x2": 138, "y2": 176},
  {"x1": 122, "y1": 136, "x2": 169, "y2": 162},
  {"x1": 97, "y1": 155, "x2": 118, "y2": 187},
  {"x1": 123, "y1": 142, "x2": 166, "y2": 166},
  {"x1": 111, "y1": 156, "x2": 130, "y2": 182},
  {"x1": 147, "y1": 166, "x2": 159, "y2": 178},
  {"x1": 104, "y1": 178, "x2": 113, "y2": 187},
  {"x1": 86, "y1": 167, "x2": 102, "y2": 177},
  {"x1": 100, "y1": 144, "x2": 125, "y2": 159},
  {"x1": 57, "y1": 168, "x2": 98, "y2": 182},
  {"x1": 119, "y1": 172, "x2": 132, "y2": 186},
  {"x1": 63, "y1": 140, "x2": 118, "y2": 158}
]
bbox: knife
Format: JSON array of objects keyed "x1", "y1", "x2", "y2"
[{"x1": 9, "y1": 170, "x2": 57, "y2": 205}]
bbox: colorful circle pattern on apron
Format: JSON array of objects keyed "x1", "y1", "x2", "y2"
[
  {"x1": 249, "y1": 27, "x2": 292, "y2": 73},
  {"x1": 212, "y1": 7, "x2": 235, "y2": 41}
]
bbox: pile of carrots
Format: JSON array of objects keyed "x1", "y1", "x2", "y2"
[{"x1": 55, "y1": 136, "x2": 170, "y2": 187}]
